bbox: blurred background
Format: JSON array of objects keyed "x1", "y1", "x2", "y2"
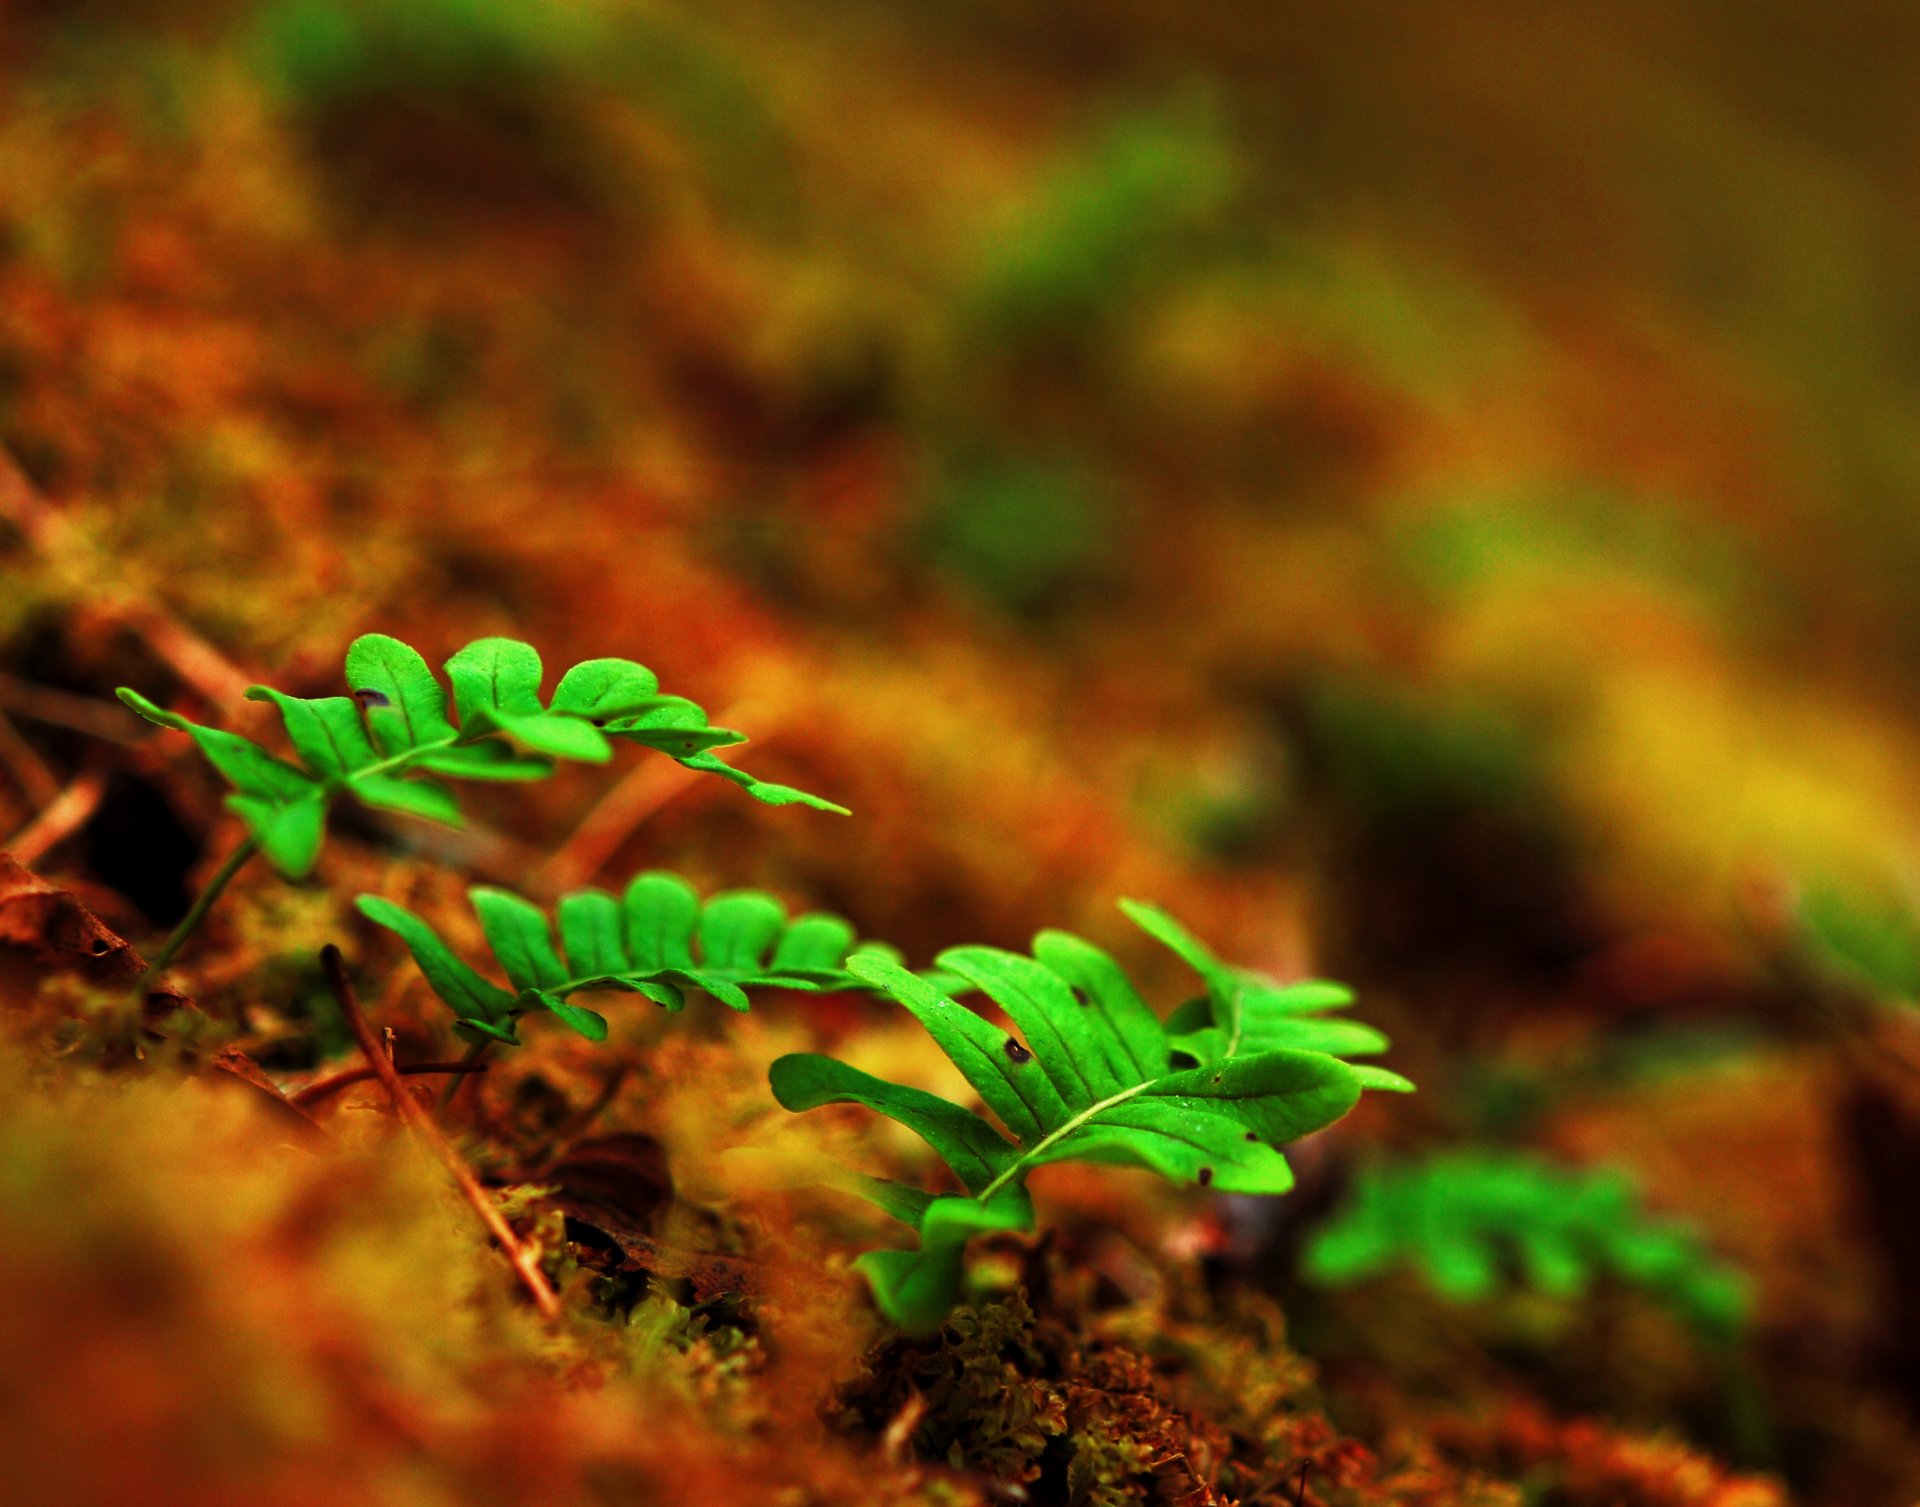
[{"x1": 5, "y1": 2, "x2": 1920, "y2": 1502}]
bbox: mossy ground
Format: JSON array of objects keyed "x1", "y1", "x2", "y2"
[{"x1": 4, "y1": 5, "x2": 1920, "y2": 1503}]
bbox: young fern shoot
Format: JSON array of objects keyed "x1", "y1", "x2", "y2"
[
  {"x1": 118, "y1": 633, "x2": 844, "y2": 974},
  {"x1": 771, "y1": 899, "x2": 1411, "y2": 1334},
  {"x1": 360, "y1": 870, "x2": 934, "y2": 1047}
]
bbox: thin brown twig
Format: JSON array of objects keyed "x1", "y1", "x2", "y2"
[
  {"x1": 290, "y1": 1059, "x2": 490, "y2": 1110},
  {"x1": 320, "y1": 944, "x2": 562, "y2": 1322},
  {"x1": 0, "y1": 672, "x2": 144, "y2": 743},
  {"x1": 5, "y1": 767, "x2": 105, "y2": 866},
  {"x1": 0, "y1": 707, "x2": 60, "y2": 807}
]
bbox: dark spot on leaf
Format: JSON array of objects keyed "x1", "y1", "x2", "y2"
[
  {"x1": 352, "y1": 688, "x2": 392, "y2": 708},
  {"x1": 1003, "y1": 1038, "x2": 1032, "y2": 1064},
  {"x1": 1244, "y1": 1131, "x2": 1259, "y2": 1142},
  {"x1": 1198, "y1": 1167, "x2": 1214, "y2": 1186}
]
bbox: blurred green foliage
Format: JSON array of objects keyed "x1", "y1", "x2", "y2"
[
  {"x1": 1799, "y1": 879, "x2": 1920, "y2": 1002},
  {"x1": 919, "y1": 451, "x2": 1115, "y2": 616},
  {"x1": 1306, "y1": 1151, "x2": 1752, "y2": 1346},
  {"x1": 959, "y1": 101, "x2": 1239, "y2": 350}
]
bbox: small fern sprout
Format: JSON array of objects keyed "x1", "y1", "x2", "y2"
[
  {"x1": 118, "y1": 633, "x2": 844, "y2": 979},
  {"x1": 770, "y1": 899, "x2": 1412, "y2": 1334}
]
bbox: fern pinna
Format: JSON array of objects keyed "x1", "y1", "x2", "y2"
[
  {"x1": 118, "y1": 633, "x2": 843, "y2": 975},
  {"x1": 360, "y1": 871, "x2": 918, "y2": 1046},
  {"x1": 772, "y1": 899, "x2": 1411, "y2": 1333}
]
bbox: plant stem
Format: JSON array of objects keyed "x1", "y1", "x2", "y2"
[
  {"x1": 974, "y1": 1079, "x2": 1148, "y2": 1205},
  {"x1": 438, "y1": 1037, "x2": 494, "y2": 1114},
  {"x1": 320, "y1": 945, "x2": 561, "y2": 1322},
  {"x1": 137, "y1": 835, "x2": 260, "y2": 986},
  {"x1": 291, "y1": 1059, "x2": 488, "y2": 1110}
]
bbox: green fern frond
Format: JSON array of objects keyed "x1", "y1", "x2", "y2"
[
  {"x1": 771, "y1": 899, "x2": 1410, "y2": 1333},
  {"x1": 118, "y1": 632, "x2": 845, "y2": 879},
  {"x1": 1304, "y1": 1151, "x2": 1750, "y2": 1344},
  {"x1": 358, "y1": 870, "x2": 917, "y2": 1046}
]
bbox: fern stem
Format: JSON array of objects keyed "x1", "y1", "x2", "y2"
[
  {"x1": 438, "y1": 1037, "x2": 494, "y2": 1114},
  {"x1": 321, "y1": 945, "x2": 561, "y2": 1322},
  {"x1": 974, "y1": 1079, "x2": 1150, "y2": 1206},
  {"x1": 137, "y1": 835, "x2": 260, "y2": 985}
]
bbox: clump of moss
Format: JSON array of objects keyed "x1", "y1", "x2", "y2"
[{"x1": 831, "y1": 1246, "x2": 1522, "y2": 1507}]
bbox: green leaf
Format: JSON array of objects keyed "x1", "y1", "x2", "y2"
[
  {"x1": 455, "y1": 1017, "x2": 522, "y2": 1046},
  {"x1": 550, "y1": 657, "x2": 660, "y2": 719},
  {"x1": 556, "y1": 890, "x2": 629, "y2": 978},
  {"x1": 1117, "y1": 897, "x2": 1234, "y2": 993},
  {"x1": 769, "y1": 1053, "x2": 1017, "y2": 1194},
  {"x1": 536, "y1": 991, "x2": 610, "y2": 1042},
  {"x1": 116, "y1": 686, "x2": 191, "y2": 732},
  {"x1": 346, "y1": 772, "x2": 464, "y2": 825},
  {"x1": 413, "y1": 741, "x2": 555, "y2": 781},
  {"x1": 856, "y1": 1190, "x2": 1035, "y2": 1336},
  {"x1": 1178, "y1": 1014, "x2": 1387, "y2": 1061},
  {"x1": 1242, "y1": 979, "x2": 1356, "y2": 1014},
  {"x1": 445, "y1": 637, "x2": 611, "y2": 762},
  {"x1": 469, "y1": 886, "x2": 567, "y2": 993},
  {"x1": 1037, "y1": 1098, "x2": 1296, "y2": 1193},
  {"x1": 1141, "y1": 910, "x2": 1393, "y2": 1081},
  {"x1": 771, "y1": 913, "x2": 857, "y2": 975},
  {"x1": 794, "y1": 900, "x2": 1409, "y2": 1329},
  {"x1": 1031, "y1": 929, "x2": 1168, "y2": 1086},
  {"x1": 356, "y1": 895, "x2": 516, "y2": 1022},
  {"x1": 623, "y1": 871, "x2": 700, "y2": 969},
  {"x1": 938, "y1": 945, "x2": 1119, "y2": 1103},
  {"x1": 602, "y1": 697, "x2": 746, "y2": 757},
  {"x1": 444, "y1": 636, "x2": 544, "y2": 724},
  {"x1": 631, "y1": 980, "x2": 686, "y2": 1012},
  {"x1": 119, "y1": 690, "x2": 316, "y2": 804},
  {"x1": 120, "y1": 633, "x2": 852, "y2": 979},
  {"x1": 1350, "y1": 1064, "x2": 1416, "y2": 1093},
  {"x1": 677, "y1": 751, "x2": 850, "y2": 814},
  {"x1": 244, "y1": 688, "x2": 377, "y2": 775},
  {"x1": 1119, "y1": 896, "x2": 1240, "y2": 1045},
  {"x1": 698, "y1": 891, "x2": 785, "y2": 971},
  {"x1": 228, "y1": 792, "x2": 327, "y2": 879},
  {"x1": 845, "y1": 955, "x2": 1057, "y2": 1144},
  {"x1": 1144, "y1": 1052, "x2": 1362, "y2": 1146},
  {"x1": 344, "y1": 633, "x2": 458, "y2": 754},
  {"x1": 841, "y1": 1175, "x2": 938, "y2": 1229},
  {"x1": 117, "y1": 690, "x2": 329, "y2": 877}
]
